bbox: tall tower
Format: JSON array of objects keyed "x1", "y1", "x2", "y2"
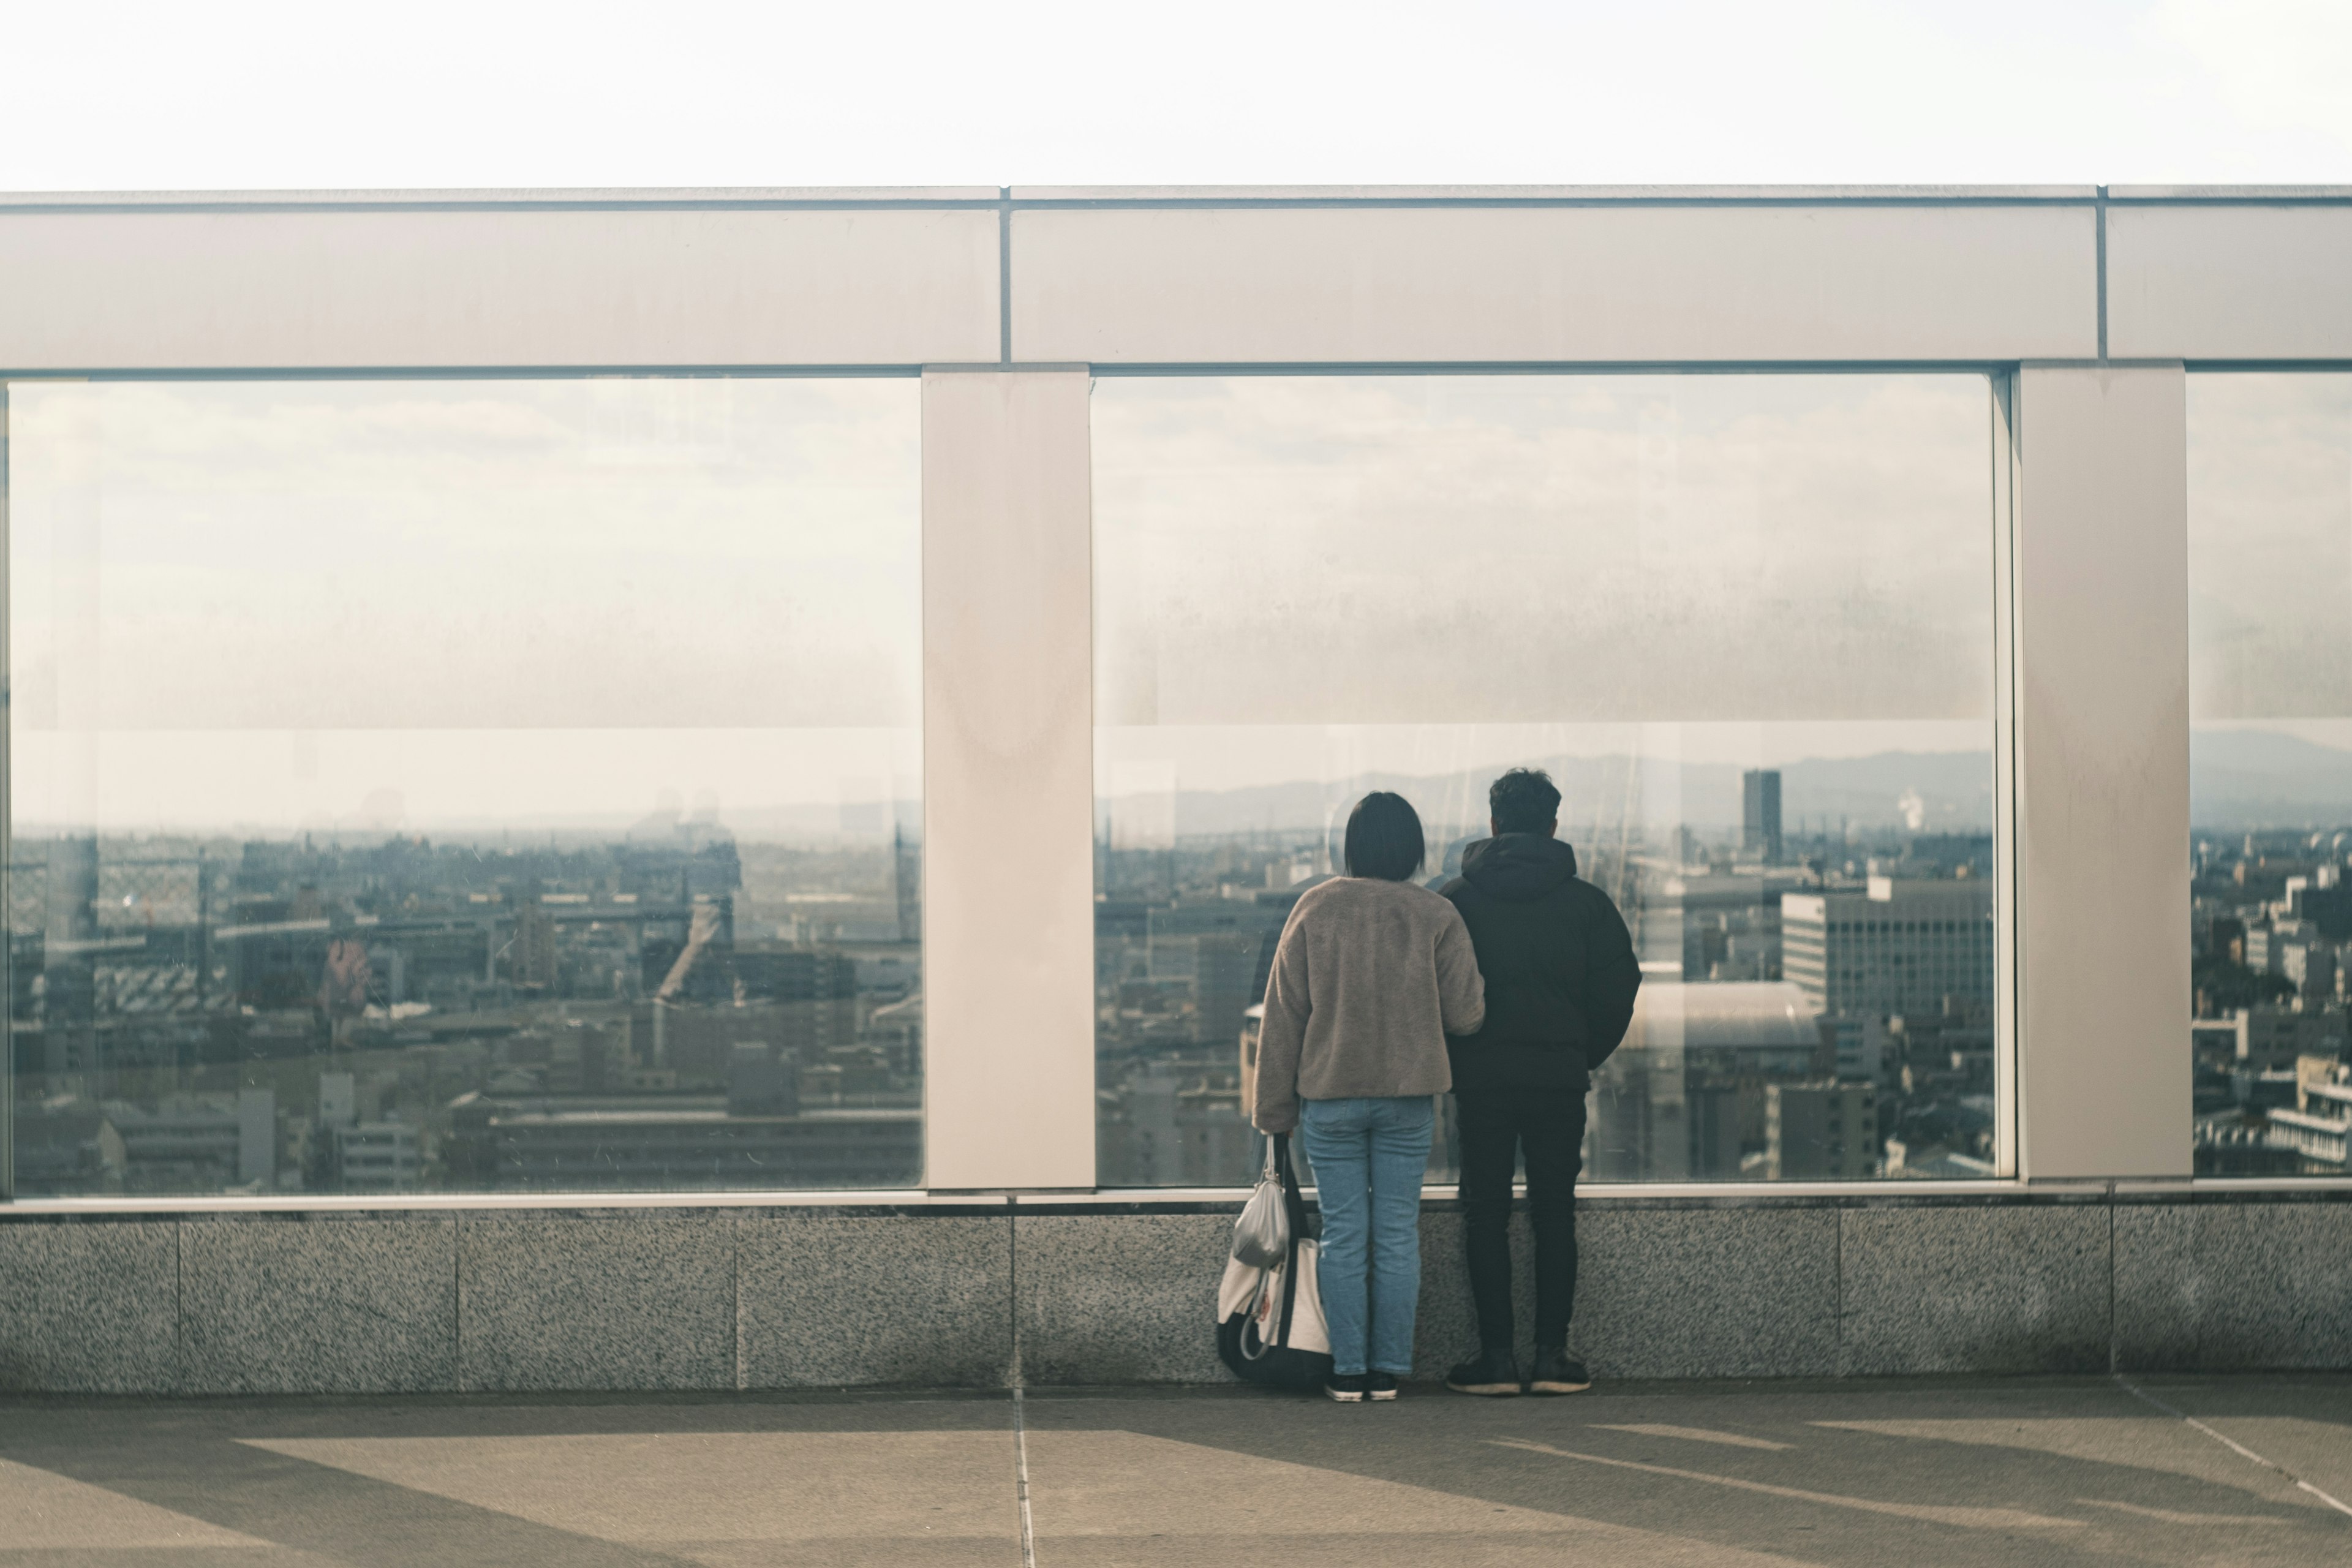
[
  {"x1": 1742, "y1": 769, "x2": 1783, "y2": 865},
  {"x1": 894, "y1": 822, "x2": 921, "y2": 944}
]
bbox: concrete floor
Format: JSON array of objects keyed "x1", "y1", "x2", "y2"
[{"x1": 1, "y1": 1376, "x2": 2346, "y2": 1566}]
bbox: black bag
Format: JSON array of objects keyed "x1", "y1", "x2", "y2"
[{"x1": 1215, "y1": 1134, "x2": 1333, "y2": 1390}]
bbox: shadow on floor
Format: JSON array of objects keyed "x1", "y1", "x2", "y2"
[{"x1": 0, "y1": 1376, "x2": 2343, "y2": 1567}]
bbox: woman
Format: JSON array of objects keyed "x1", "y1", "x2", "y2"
[{"x1": 1251, "y1": 791, "x2": 1485, "y2": 1401}]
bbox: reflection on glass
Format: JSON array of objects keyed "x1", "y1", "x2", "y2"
[
  {"x1": 7, "y1": 378, "x2": 924, "y2": 1195},
  {"x1": 2187, "y1": 373, "x2": 2352, "y2": 1177},
  {"x1": 1092, "y1": 374, "x2": 1998, "y2": 1186}
]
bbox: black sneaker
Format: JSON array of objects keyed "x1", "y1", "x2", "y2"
[
  {"x1": 1444, "y1": 1348, "x2": 1523, "y2": 1396},
  {"x1": 1366, "y1": 1372, "x2": 1400, "y2": 1401},
  {"x1": 1529, "y1": 1348, "x2": 1591, "y2": 1395},
  {"x1": 1324, "y1": 1373, "x2": 1370, "y2": 1403}
]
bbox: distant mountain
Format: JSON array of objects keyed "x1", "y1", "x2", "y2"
[
  {"x1": 1777, "y1": 752, "x2": 1994, "y2": 830},
  {"x1": 1107, "y1": 750, "x2": 1995, "y2": 840},
  {"x1": 2193, "y1": 728, "x2": 2352, "y2": 829},
  {"x1": 1118, "y1": 728, "x2": 2352, "y2": 840}
]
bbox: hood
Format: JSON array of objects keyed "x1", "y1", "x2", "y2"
[{"x1": 1460, "y1": 833, "x2": 1579, "y2": 901}]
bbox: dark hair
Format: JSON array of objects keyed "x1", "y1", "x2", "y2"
[
  {"x1": 1490, "y1": 767, "x2": 1562, "y2": 835},
  {"x1": 1343, "y1": 791, "x2": 1425, "y2": 881}
]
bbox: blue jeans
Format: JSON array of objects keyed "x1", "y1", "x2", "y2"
[{"x1": 1298, "y1": 1095, "x2": 1433, "y2": 1376}]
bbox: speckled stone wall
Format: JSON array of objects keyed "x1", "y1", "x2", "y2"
[{"x1": 1, "y1": 1193, "x2": 2346, "y2": 1393}]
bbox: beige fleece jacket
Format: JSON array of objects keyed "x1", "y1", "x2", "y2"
[{"x1": 1250, "y1": 875, "x2": 1487, "y2": 1134}]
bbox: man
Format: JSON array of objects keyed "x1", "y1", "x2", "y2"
[{"x1": 1439, "y1": 767, "x2": 1641, "y2": 1396}]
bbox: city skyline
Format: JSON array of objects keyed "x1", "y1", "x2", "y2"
[
  {"x1": 1094, "y1": 810, "x2": 1999, "y2": 1188},
  {"x1": 9, "y1": 728, "x2": 922, "y2": 840},
  {"x1": 9, "y1": 821, "x2": 924, "y2": 1197},
  {"x1": 2186, "y1": 373, "x2": 2352, "y2": 1178},
  {"x1": 1095, "y1": 740, "x2": 1994, "y2": 844}
]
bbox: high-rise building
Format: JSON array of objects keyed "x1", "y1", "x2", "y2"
[
  {"x1": 1781, "y1": 876, "x2": 1994, "y2": 1022},
  {"x1": 894, "y1": 823, "x2": 921, "y2": 943},
  {"x1": 332, "y1": 1120, "x2": 421, "y2": 1191},
  {"x1": 1765, "y1": 1080, "x2": 1878, "y2": 1178},
  {"x1": 2246, "y1": 918, "x2": 2318, "y2": 974},
  {"x1": 1742, "y1": 769, "x2": 1783, "y2": 864},
  {"x1": 318, "y1": 1072, "x2": 356, "y2": 1128},
  {"x1": 1194, "y1": 932, "x2": 1258, "y2": 1050},
  {"x1": 1822, "y1": 1013, "x2": 1890, "y2": 1083},
  {"x1": 514, "y1": 902, "x2": 559, "y2": 989},
  {"x1": 238, "y1": 1088, "x2": 276, "y2": 1186},
  {"x1": 2283, "y1": 937, "x2": 2337, "y2": 1007}
]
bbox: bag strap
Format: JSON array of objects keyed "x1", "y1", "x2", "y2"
[
  {"x1": 1275, "y1": 1133, "x2": 1310, "y2": 1244},
  {"x1": 1273, "y1": 1132, "x2": 1304, "y2": 1348}
]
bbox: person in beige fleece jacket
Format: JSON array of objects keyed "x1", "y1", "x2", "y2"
[{"x1": 1251, "y1": 791, "x2": 1486, "y2": 1401}]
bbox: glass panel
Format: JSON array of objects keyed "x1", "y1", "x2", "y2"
[
  {"x1": 7, "y1": 378, "x2": 924, "y2": 1194},
  {"x1": 1092, "y1": 374, "x2": 1998, "y2": 1186},
  {"x1": 2187, "y1": 372, "x2": 2352, "y2": 1177}
]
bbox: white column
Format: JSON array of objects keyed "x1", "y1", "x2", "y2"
[
  {"x1": 2014, "y1": 364, "x2": 2191, "y2": 1180},
  {"x1": 920, "y1": 370, "x2": 1097, "y2": 1191}
]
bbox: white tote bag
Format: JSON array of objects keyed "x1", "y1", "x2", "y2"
[{"x1": 1217, "y1": 1238, "x2": 1330, "y2": 1359}]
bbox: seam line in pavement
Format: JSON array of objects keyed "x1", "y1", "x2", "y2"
[
  {"x1": 1490, "y1": 1438, "x2": 2082, "y2": 1528},
  {"x1": 2114, "y1": 1374, "x2": 2352, "y2": 1519},
  {"x1": 1012, "y1": 1386, "x2": 1038, "y2": 1566}
]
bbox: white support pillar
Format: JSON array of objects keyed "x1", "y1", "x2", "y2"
[
  {"x1": 2014, "y1": 364, "x2": 2192, "y2": 1180},
  {"x1": 919, "y1": 369, "x2": 1097, "y2": 1191}
]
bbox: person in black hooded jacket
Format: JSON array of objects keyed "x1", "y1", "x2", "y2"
[{"x1": 1439, "y1": 767, "x2": 1641, "y2": 1396}]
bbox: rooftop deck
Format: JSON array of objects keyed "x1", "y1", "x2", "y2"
[{"x1": 4, "y1": 1374, "x2": 2345, "y2": 1564}]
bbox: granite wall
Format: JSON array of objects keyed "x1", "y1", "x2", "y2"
[{"x1": 1, "y1": 1192, "x2": 2345, "y2": 1393}]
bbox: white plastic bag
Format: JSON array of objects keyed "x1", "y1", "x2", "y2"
[{"x1": 1231, "y1": 1138, "x2": 1291, "y2": 1267}]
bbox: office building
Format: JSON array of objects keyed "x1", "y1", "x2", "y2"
[
  {"x1": 1766, "y1": 1081, "x2": 1879, "y2": 1179},
  {"x1": 330, "y1": 1120, "x2": 423, "y2": 1191},
  {"x1": 2193, "y1": 1007, "x2": 2350, "y2": 1073},
  {"x1": 1781, "y1": 877, "x2": 1995, "y2": 1022}
]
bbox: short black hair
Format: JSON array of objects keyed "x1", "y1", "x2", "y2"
[
  {"x1": 1343, "y1": 791, "x2": 1425, "y2": 881},
  {"x1": 1490, "y1": 767, "x2": 1562, "y2": 835}
]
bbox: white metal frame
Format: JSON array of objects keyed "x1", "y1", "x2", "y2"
[
  {"x1": 2011, "y1": 363, "x2": 2193, "y2": 1180},
  {"x1": 1992, "y1": 373, "x2": 2021, "y2": 1181},
  {"x1": 920, "y1": 369, "x2": 1098, "y2": 1190}
]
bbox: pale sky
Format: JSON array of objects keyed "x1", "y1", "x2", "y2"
[
  {"x1": 9, "y1": 379, "x2": 921, "y2": 734},
  {"x1": 9, "y1": 379, "x2": 922, "y2": 836},
  {"x1": 1094, "y1": 374, "x2": 1992, "y2": 728},
  {"x1": 2187, "y1": 374, "x2": 2352, "y2": 719},
  {"x1": 0, "y1": 1, "x2": 2346, "y2": 189}
]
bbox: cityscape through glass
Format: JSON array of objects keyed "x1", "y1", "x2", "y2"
[
  {"x1": 1092, "y1": 374, "x2": 2000, "y2": 1186},
  {"x1": 6, "y1": 377, "x2": 924, "y2": 1194},
  {"x1": 2188, "y1": 372, "x2": 2352, "y2": 1177}
]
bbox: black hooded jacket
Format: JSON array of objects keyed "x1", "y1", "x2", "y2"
[{"x1": 1440, "y1": 834, "x2": 1642, "y2": 1095}]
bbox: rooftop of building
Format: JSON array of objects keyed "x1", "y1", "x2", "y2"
[{"x1": 1623, "y1": 981, "x2": 1822, "y2": 1051}]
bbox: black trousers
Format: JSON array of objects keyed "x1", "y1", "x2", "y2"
[{"x1": 1456, "y1": 1087, "x2": 1586, "y2": 1352}]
